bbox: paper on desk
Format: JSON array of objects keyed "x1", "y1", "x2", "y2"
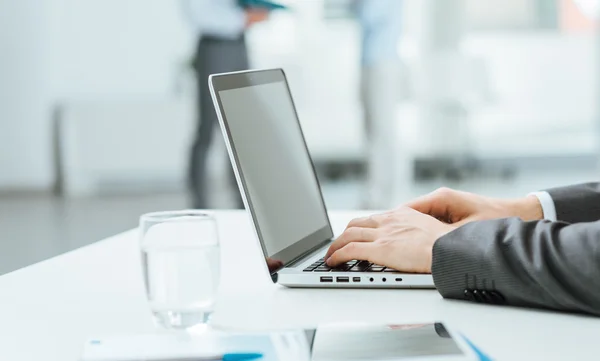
[
  {"x1": 310, "y1": 323, "x2": 467, "y2": 361},
  {"x1": 81, "y1": 325, "x2": 490, "y2": 361},
  {"x1": 81, "y1": 331, "x2": 311, "y2": 361}
]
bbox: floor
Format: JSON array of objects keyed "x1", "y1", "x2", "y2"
[{"x1": 0, "y1": 166, "x2": 596, "y2": 276}]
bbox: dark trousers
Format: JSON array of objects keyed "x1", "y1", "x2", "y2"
[{"x1": 189, "y1": 36, "x2": 248, "y2": 209}]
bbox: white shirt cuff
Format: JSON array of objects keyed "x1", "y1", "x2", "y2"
[{"x1": 529, "y1": 191, "x2": 557, "y2": 222}]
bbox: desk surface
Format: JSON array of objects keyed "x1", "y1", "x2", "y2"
[{"x1": 1, "y1": 210, "x2": 599, "y2": 360}]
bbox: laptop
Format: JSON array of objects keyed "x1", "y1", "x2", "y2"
[{"x1": 209, "y1": 68, "x2": 434, "y2": 288}]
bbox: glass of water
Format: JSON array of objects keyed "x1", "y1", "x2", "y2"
[{"x1": 139, "y1": 210, "x2": 220, "y2": 330}]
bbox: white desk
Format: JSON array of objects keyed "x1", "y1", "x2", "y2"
[{"x1": 1, "y1": 211, "x2": 599, "y2": 360}]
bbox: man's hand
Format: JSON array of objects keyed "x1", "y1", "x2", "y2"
[
  {"x1": 325, "y1": 207, "x2": 456, "y2": 273},
  {"x1": 405, "y1": 187, "x2": 543, "y2": 226},
  {"x1": 245, "y1": 9, "x2": 269, "y2": 27}
]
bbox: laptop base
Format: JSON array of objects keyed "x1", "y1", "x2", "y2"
[{"x1": 277, "y1": 271, "x2": 435, "y2": 289}]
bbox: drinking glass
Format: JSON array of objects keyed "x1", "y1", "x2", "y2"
[{"x1": 139, "y1": 210, "x2": 220, "y2": 330}]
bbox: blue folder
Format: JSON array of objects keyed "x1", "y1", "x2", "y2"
[
  {"x1": 462, "y1": 335, "x2": 493, "y2": 361},
  {"x1": 239, "y1": 0, "x2": 288, "y2": 10}
]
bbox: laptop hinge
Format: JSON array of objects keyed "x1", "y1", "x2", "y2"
[{"x1": 285, "y1": 239, "x2": 332, "y2": 268}]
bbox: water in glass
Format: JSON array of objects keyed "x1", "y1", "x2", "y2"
[{"x1": 140, "y1": 212, "x2": 220, "y2": 330}]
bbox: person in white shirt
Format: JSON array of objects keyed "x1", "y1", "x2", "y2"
[
  {"x1": 354, "y1": 0, "x2": 403, "y2": 209},
  {"x1": 182, "y1": 0, "x2": 268, "y2": 208}
]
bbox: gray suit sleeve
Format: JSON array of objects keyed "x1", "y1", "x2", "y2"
[
  {"x1": 431, "y1": 217, "x2": 600, "y2": 316},
  {"x1": 546, "y1": 182, "x2": 600, "y2": 223}
]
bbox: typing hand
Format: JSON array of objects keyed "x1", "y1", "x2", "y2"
[
  {"x1": 324, "y1": 207, "x2": 455, "y2": 274},
  {"x1": 405, "y1": 187, "x2": 543, "y2": 226}
]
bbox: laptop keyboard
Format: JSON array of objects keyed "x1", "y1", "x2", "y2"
[{"x1": 302, "y1": 258, "x2": 400, "y2": 273}]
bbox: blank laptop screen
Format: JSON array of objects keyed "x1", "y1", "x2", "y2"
[{"x1": 215, "y1": 72, "x2": 332, "y2": 274}]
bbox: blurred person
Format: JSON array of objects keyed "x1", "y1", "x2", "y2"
[
  {"x1": 354, "y1": 0, "x2": 403, "y2": 209},
  {"x1": 325, "y1": 183, "x2": 600, "y2": 316},
  {"x1": 182, "y1": 0, "x2": 269, "y2": 208}
]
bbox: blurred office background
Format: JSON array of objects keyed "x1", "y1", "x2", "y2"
[{"x1": 0, "y1": 0, "x2": 598, "y2": 274}]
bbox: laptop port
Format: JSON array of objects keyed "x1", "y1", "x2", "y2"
[
  {"x1": 395, "y1": 278, "x2": 403, "y2": 282},
  {"x1": 352, "y1": 277, "x2": 361, "y2": 282},
  {"x1": 336, "y1": 276, "x2": 349, "y2": 283},
  {"x1": 320, "y1": 276, "x2": 333, "y2": 283}
]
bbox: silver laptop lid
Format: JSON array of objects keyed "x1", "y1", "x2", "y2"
[{"x1": 209, "y1": 69, "x2": 333, "y2": 281}]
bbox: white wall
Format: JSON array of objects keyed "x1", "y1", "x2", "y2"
[
  {"x1": 0, "y1": 0, "x2": 193, "y2": 190},
  {"x1": 0, "y1": 1, "x2": 51, "y2": 189}
]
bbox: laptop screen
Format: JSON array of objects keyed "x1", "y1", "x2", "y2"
[{"x1": 212, "y1": 70, "x2": 333, "y2": 277}]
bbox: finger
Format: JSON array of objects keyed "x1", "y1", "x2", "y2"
[
  {"x1": 346, "y1": 215, "x2": 379, "y2": 229},
  {"x1": 404, "y1": 188, "x2": 454, "y2": 221},
  {"x1": 454, "y1": 215, "x2": 480, "y2": 227},
  {"x1": 325, "y1": 227, "x2": 378, "y2": 260},
  {"x1": 326, "y1": 242, "x2": 381, "y2": 267}
]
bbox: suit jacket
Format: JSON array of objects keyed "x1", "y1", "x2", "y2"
[{"x1": 431, "y1": 182, "x2": 600, "y2": 316}]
